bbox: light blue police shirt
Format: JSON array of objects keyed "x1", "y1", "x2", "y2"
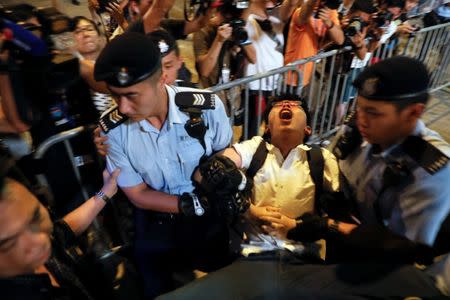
[
  {"x1": 105, "y1": 85, "x2": 232, "y2": 195},
  {"x1": 339, "y1": 120, "x2": 450, "y2": 246}
]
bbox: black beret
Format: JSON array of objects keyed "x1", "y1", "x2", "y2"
[
  {"x1": 352, "y1": 0, "x2": 377, "y2": 14},
  {"x1": 353, "y1": 56, "x2": 429, "y2": 101},
  {"x1": 94, "y1": 32, "x2": 161, "y2": 87},
  {"x1": 146, "y1": 30, "x2": 177, "y2": 57}
]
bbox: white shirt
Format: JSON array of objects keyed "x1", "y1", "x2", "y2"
[
  {"x1": 244, "y1": 10, "x2": 285, "y2": 91},
  {"x1": 234, "y1": 136, "x2": 340, "y2": 219}
]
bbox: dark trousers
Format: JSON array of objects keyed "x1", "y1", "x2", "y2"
[
  {"x1": 158, "y1": 251, "x2": 442, "y2": 300},
  {"x1": 134, "y1": 210, "x2": 233, "y2": 299}
]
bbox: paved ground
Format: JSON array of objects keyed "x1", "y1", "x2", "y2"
[{"x1": 4, "y1": 0, "x2": 449, "y2": 142}]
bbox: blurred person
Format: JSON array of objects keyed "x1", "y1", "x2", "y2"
[
  {"x1": 71, "y1": 16, "x2": 116, "y2": 115},
  {"x1": 0, "y1": 148, "x2": 121, "y2": 300},
  {"x1": 284, "y1": 0, "x2": 345, "y2": 88},
  {"x1": 240, "y1": 0, "x2": 299, "y2": 138}
]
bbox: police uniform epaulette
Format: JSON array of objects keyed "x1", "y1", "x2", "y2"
[
  {"x1": 98, "y1": 106, "x2": 128, "y2": 133},
  {"x1": 175, "y1": 90, "x2": 216, "y2": 110},
  {"x1": 402, "y1": 136, "x2": 449, "y2": 175}
]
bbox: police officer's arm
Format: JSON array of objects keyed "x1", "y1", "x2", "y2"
[
  {"x1": 63, "y1": 169, "x2": 120, "y2": 236},
  {"x1": 121, "y1": 184, "x2": 180, "y2": 212}
]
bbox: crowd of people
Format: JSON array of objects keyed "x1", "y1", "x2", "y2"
[{"x1": 0, "y1": 0, "x2": 449, "y2": 299}]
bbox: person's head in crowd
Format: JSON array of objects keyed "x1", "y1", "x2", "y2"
[
  {"x1": 94, "y1": 32, "x2": 165, "y2": 121},
  {"x1": 146, "y1": 30, "x2": 183, "y2": 85},
  {"x1": 349, "y1": 0, "x2": 377, "y2": 22},
  {"x1": 353, "y1": 56, "x2": 429, "y2": 150},
  {"x1": 384, "y1": 0, "x2": 405, "y2": 19},
  {"x1": 71, "y1": 16, "x2": 104, "y2": 60},
  {"x1": 129, "y1": 0, "x2": 153, "y2": 18},
  {"x1": 0, "y1": 175, "x2": 53, "y2": 278},
  {"x1": 209, "y1": 0, "x2": 244, "y2": 26},
  {"x1": 404, "y1": 0, "x2": 419, "y2": 13},
  {"x1": 263, "y1": 93, "x2": 312, "y2": 146}
]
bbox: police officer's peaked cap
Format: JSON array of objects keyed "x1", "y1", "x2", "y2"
[
  {"x1": 353, "y1": 56, "x2": 430, "y2": 101},
  {"x1": 146, "y1": 30, "x2": 177, "y2": 57},
  {"x1": 94, "y1": 32, "x2": 162, "y2": 87}
]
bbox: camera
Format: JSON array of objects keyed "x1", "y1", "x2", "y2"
[
  {"x1": 96, "y1": 0, "x2": 119, "y2": 14},
  {"x1": 373, "y1": 11, "x2": 394, "y2": 28},
  {"x1": 229, "y1": 19, "x2": 249, "y2": 45},
  {"x1": 344, "y1": 17, "x2": 367, "y2": 36}
]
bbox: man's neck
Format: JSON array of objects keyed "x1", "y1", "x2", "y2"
[
  {"x1": 271, "y1": 135, "x2": 303, "y2": 159},
  {"x1": 146, "y1": 86, "x2": 169, "y2": 130}
]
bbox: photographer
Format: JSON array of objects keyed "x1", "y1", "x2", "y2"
[
  {"x1": 193, "y1": 0, "x2": 256, "y2": 88},
  {"x1": 285, "y1": 0, "x2": 344, "y2": 88},
  {"x1": 241, "y1": 0, "x2": 299, "y2": 138}
]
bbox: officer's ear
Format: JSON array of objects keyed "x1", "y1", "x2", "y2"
[
  {"x1": 402, "y1": 102, "x2": 425, "y2": 122},
  {"x1": 160, "y1": 72, "x2": 169, "y2": 85}
]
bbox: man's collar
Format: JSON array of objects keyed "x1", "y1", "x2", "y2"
[{"x1": 138, "y1": 85, "x2": 188, "y2": 132}]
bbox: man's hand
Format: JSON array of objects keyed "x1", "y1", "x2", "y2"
[
  {"x1": 248, "y1": 205, "x2": 281, "y2": 222},
  {"x1": 216, "y1": 24, "x2": 233, "y2": 43},
  {"x1": 94, "y1": 127, "x2": 109, "y2": 156},
  {"x1": 106, "y1": 1, "x2": 128, "y2": 30},
  {"x1": 260, "y1": 213, "x2": 297, "y2": 239},
  {"x1": 317, "y1": 7, "x2": 333, "y2": 28},
  {"x1": 396, "y1": 23, "x2": 415, "y2": 34}
]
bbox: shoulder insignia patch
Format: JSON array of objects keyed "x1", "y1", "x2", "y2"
[
  {"x1": 175, "y1": 91, "x2": 215, "y2": 110},
  {"x1": 98, "y1": 106, "x2": 128, "y2": 133},
  {"x1": 402, "y1": 135, "x2": 449, "y2": 175}
]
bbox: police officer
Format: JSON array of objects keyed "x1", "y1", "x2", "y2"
[
  {"x1": 94, "y1": 32, "x2": 234, "y2": 298},
  {"x1": 288, "y1": 56, "x2": 450, "y2": 263}
]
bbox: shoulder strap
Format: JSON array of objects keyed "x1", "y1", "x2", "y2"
[
  {"x1": 307, "y1": 145, "x2": 324, "y2": 213},
  {"x1": 98, "y1": 106, "x2": 128, "y2": 133},
  {"x1": 246, "y1": 139, "x2": 268, "y2": 178},
  {"x1": 402, "y1": 135, "x2": 449, "y2": 175}
]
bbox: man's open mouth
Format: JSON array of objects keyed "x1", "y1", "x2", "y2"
[{"x1": 280, "y1": 108, "x2": 293, "y2": 120}]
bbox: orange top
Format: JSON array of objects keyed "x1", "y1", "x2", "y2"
[{"x1": 284, "y1": 8, "x2": 339, "y2": 86}]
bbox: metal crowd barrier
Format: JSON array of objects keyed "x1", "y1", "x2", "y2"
[
  {"x1": 33, "y1": 125, "x2": 96, "y2": 207},
  {"x1": 210, "y1": 22, "x2": 450, "y2": 142}
]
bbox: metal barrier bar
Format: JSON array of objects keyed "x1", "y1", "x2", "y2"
[{"x1": 210, "y1": 22, "x2": 450, "y2": 143}]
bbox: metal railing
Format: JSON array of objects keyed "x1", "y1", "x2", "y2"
[{"x1": 211, "y1": 22, "x2": 450, "y2": 142}]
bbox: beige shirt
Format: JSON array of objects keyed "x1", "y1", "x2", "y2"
[{"x1": 234, "y1": 136, "x2": 340, "y2": 219}]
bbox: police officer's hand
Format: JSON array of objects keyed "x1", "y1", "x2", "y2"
[
  {"x1": 216, "y1": 24, "x2": 232, "y2": 43},
  {"x1": 178, "y1": 189, "x2": 209, "y2": 217},
  {"x1": 94, "y1": 127, "x2": 110, "y2": 156},
  {"x1": 286, "y1": 213, "x2": 329, "y2": 242}
]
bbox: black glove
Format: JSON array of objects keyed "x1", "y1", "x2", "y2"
[
  {"x1": 178, "y1": 190, "x2": 209, "y2": 217},
  {"x1": 286, "y1": 213, "x2": 329, "y2": 242},
  {"x1": 198, "y1": 155, "x2": 247, "y2": 196}
]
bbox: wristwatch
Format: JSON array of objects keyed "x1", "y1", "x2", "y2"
[{"x1": 96, "y1": 190, "x2": 111, "y2": 203}]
